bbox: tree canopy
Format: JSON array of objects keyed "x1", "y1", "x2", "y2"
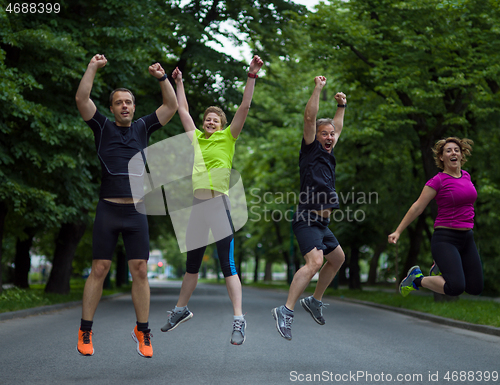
[{"x1": 1, "y1": 0, "x2": 499, "y2": 295}]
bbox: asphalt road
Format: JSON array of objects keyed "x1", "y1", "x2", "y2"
[{"x1": 1, "y1": 281, "x2": 499, "y2": 385}]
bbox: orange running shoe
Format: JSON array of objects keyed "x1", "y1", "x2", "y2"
[
  {"x1": 77, "y1": 329, "x2": 94, "y2": 356},
  {"x1": 131, "y1": 326, "x2": 153, "y2": 358}
]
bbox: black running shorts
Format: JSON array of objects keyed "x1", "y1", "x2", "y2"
[
  {"x1": 292, "y1": 210, "x2": 339, "y2": 257},
  {"x1": 92, "y1": 199, "x2": 149, "y2": 260}
]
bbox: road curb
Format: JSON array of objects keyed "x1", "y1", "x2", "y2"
[
  {"x1": 329, "y1": 296, "x2": 500, "y2": 337},
  {"x1": 0, "y1": 293, "x2": 126, "y2": 322},
  {"x1": 3, "y1": 288, "x2": 500, "y2": 338}
]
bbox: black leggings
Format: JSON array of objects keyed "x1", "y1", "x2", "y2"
[
  {"x1": 431, "y1": 228, "x2": 483, "y2": 296},
  {"x1": 185, "y1": 195, "x2": 236, "y2": 277}
]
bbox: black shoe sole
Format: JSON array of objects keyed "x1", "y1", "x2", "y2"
[
  {"x1": 160, "y1": 311, "x2": 193, "y2": 332},
  {"x1": 76, "y1": 345, "x2": 94, "y2": 356},
  {"x1": 300, "y1": 299, "x2": 325, "y2": 325}
]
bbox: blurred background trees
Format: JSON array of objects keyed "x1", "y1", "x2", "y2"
[{"x1": 1, "y1": 0, "x2": 499, "y2": 295}]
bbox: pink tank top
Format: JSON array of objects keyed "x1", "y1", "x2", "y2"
[{"x1": 425, "y1": 170, "x2": 477, "y2": 229}]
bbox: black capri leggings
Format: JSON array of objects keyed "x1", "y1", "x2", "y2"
[
  {"x1": 185, "y1": 195, "x2": 236, "y2": 277},
  {"x1": 431, "y1": 228, "x2": 483, "y2": 296}
]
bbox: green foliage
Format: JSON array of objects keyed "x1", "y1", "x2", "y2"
[
  {"x1": 0, "y1": 0, "x2": 305, "y2": 283},
  {"x1": 245, "y1": 281, "x2": 500, "y2": 327},
  {"x1": 236, "y1": 58, "x2": 314, "y2": 266},
  {"x1": 1, "y1": 1, "x2": 99, "y2": 231},
  {"x1": 150, "y1": 231, "x2": 187, "y2": 277},
  {"x1": 230, "y1": 0, "x2": 500, "y2": 295},
  {"x1": 1, "y1": 0, "x2": 499, "y2": 297},
  {"x1": 0, "y1": 281, "x2": 129, "y2": 313},
  {"x1": 294, "y1": 0, "x2": 500, "y2": 291},
  {"x1": 0, "y1": 286, "x2": 51, "y2": 312},
  {"x1": 321, "y1": 287, "x2": 500, "y2": 328}
]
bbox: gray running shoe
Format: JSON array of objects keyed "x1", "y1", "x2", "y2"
[
  {"x1": 429, "y1": 262, "x2": 442, "y2": 276},
  {"x1": 272, "y1": 306, "x2": 293, "y2": 341},
  {"x1": 230, "y1": 318, "x2": 246, "y2": 345},
  {"x1": 300, "y1": 296, "x2": 327, "y2": 325},
  {"x1": 160, "y1": 308, "x2": 193, "y2": 332}
]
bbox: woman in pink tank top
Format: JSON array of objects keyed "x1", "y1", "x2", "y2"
[{"x1": 388, "y1": 137, "x2": 483, "y2": 298}]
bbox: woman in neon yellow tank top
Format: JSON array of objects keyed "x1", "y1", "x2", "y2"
[{"x1": 160, "y1": 56, "x2": 263, "y2": 345}]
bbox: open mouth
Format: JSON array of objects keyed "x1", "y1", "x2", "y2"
[
  {"x1": 450, "y1": 157, "x2": 457, "y2": 161},
  {"x1": 325, "y1": 142, "x2": 332, "y2": 150}
]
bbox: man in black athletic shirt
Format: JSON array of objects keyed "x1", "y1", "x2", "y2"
[
  {"x1": 272, "y1": 76, "x2": 347, "y2": 340},
  {"x1": 75, "y1": 54, "x2": 178, "y2": 358}
]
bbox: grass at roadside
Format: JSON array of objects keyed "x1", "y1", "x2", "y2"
[
  {"x1": 2, "y1": 279, "x2": 499, "y2": 328},
  {"x1": 248, "y1": 281, "x2": 500, "y2": 328},
  {"x1": 0, "y1": 280, "x2": 130, "y2": 314}
]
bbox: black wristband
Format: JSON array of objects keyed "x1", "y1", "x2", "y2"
[
  {"x1": 337, "y1": 104, "x2": 346, "y2": 108},
  {"x1": 158, "y1": 74, "x2": 168, "y2": 82}
]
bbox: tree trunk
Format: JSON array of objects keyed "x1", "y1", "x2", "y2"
[
  {"x1": 367, "y1": 243, "x2": 386, "y2": 285},
  {"x1": 45, "y1": 221, "x2": 87, "y2": 294},
  {"x1": 0, "y1": 201, "x2": 7, "y2": 294},
  {"x1": 253, "y1": 247, "x2": 259, "y2": 282},
  {"x1": 349, "y1": 244, "x2": 361, "y2": 290},
  {"x1": 273, "y1": 221, "x2": 293, "y2": 283},
  {"x1": 402, "y1": 214, "x2": 427, "y2": 280},
  {"x1": 14, "y1": 227, "x2": 37, "y2": 288},
  {"x1": 103, "y1": 269, "x2": 112, "y2": 290},
  {"x1": 338, "y1": 249, "x2": 349, "y2": 286},
  {"x1": 293, "y1": 252, "x2": 301, "y2": 279},
  {"x1": 264, "y1": 259, "x2": 273, "y2": 281}
]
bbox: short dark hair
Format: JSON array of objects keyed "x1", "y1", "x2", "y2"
[{"x1": 109, "y1": 88, "x2": 135, "y2": 106}]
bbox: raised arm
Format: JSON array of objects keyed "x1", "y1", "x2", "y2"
[
  {"x1": 75, "y1": 54, "x2": 107, "y2": 121},
  {"x1": 149, "y1": 63, "x2": 178, "y2": 126},
  {"x1": 303, "y1": 76, "x2": 327, "y2": 145},
  {"x1": 388, "y1": 186, "x2": 437, "y2": 244},
  {"x1": 229, "y1": 55, "x2": 264, "y2": 139},
  {"x1": 171, "y1": 67, "x2": 197, "y2": 139},
  {"x1": 332, "y1": 92, "x2": 347, "y2": 148}
]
